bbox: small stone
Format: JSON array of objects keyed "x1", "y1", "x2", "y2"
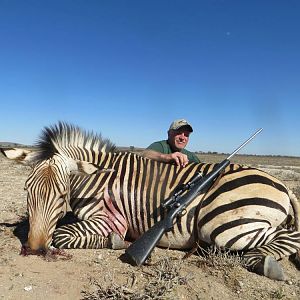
[
  {"x1": 94, "y1": 254, "x2": 103, "y2": 263},
  {"x1": 286, "y1": 280, "x2": 293, "y2": 285},
  {"x1": 24, "y1": 285, "x2": 32, "y2": 291}
]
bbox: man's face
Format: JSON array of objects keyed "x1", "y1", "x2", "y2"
[{"x1": 168, "y1": 128, "x2": 191, "y2": 151}]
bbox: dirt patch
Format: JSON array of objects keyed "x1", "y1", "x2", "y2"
[{"x1": 0, "y1": 154, "x2": 300, "y2": 299}]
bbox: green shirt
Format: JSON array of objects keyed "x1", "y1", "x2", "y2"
[{"x1": 146, "y1": 140, "x2": 200, "y2": 163}]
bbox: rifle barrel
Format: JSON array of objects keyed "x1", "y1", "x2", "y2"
[{"x1": 227, "y1": 128, "x2": 263, "y2": 160}]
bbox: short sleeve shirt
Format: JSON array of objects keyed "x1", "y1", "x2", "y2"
[{"x1": 146, "y1": 140, "x2": 200, "y2": 164}]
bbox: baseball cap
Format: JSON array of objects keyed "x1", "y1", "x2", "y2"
[{"x1": 169, "y1": 119, "x2": 193, "y2": 132}]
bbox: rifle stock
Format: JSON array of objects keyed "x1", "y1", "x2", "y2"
[{"x1": 125, "y1": 217, "x2": 173, "y2": 266}]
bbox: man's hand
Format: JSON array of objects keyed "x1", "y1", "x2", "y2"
[{"x1": 169, "y1": 152, "x2": 189, "y2": 167}]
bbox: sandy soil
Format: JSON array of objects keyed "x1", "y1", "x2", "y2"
[{"x1": 0, "y1": 154, "x2": 300, "y2": 300}]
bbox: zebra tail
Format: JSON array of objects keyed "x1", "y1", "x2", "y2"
[{"x1": 289, "y1": 189, "x2": 300, "y2": 231}]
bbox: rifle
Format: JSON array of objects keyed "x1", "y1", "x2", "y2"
[{"x1": 125, "y1": 128, "x2": 263, "y2": 266}]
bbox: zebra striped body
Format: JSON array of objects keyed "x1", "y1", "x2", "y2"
[
  {"x1": 67, "y1": 152, "x2": 206, "y2": 249},
  {"x1": 65, "y1": 155, "x2": 293, "y2": 251},
  {"x1": 196, "y1": 166, "x2": 291, "y2": 249},
  {"x1": 1, "y1": 122, "x2": 300, "y2": 280}
]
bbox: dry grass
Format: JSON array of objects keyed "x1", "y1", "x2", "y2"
[
  {"x1": 81, "y1": 257, "x2": 190, "y2": 300},
  {"x1": 195, "y1": 245, "x2": 247, "y2": 270},
  {"x1": 81, "y1": 247, "x2": 249, "y2": 300}
]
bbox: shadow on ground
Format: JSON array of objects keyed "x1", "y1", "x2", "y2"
[{"x1": 0, "y1": 212, "x2": 79, "y2": 246}]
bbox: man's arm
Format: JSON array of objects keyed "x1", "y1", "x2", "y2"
[{"x1": 142, "y1": 149, "x2": 189, "y2": 167}]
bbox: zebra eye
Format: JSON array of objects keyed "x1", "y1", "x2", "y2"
[
  {"x1": 58, "y1": 211, "x2": 63, "y2": 218},
  {"x1": 24, "y1": 185, "x2": 28, "y2": 191}
]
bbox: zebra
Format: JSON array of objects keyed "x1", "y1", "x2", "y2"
[{"x1": 1, "y1": 122, "x2": 300, "y2": 281}]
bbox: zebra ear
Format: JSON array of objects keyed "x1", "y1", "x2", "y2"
[
  {"x1": 0, "y1": 148, "x2": 37, "y2": 167},
  {"x1": 67, "y1": 158, "x2": 114, "y2": 176}
]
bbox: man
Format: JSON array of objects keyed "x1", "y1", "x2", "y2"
[{"x1": 143, "y1": 119, "x2": 200, "y2": 167}]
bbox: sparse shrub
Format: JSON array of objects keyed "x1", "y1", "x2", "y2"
[
  {"x1": 195, "y1": 245, "x2": 248, "y2": 270},
  {"x1": 81, "y1": 257, "x2": 190, "y2": 300}
]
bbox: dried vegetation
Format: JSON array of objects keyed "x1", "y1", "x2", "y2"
[{"x1": 82, "y1": 257, "x2": 189, "y2": 300}]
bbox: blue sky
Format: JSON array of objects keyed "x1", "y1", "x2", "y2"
[{"x1": 0, "y1": 0, "x2": 299, "y2": 156}]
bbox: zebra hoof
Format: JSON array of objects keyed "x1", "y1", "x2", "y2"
[
  {"x1": 107, "y1": 232, "x2": 129, "y2": 250},
  {"x1": 257, "y1": 256, "x2": 286, "y2": 281}
]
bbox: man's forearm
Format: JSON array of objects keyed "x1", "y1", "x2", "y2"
[
  {"x1": 142, "y1": 149, "x2": 188, "y2": 167},
  {"x1": 142, "y1": 149, "x2": 169, "y2": 163}
]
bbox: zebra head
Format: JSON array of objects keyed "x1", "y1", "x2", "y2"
[
  {"x1": 1, "y1": 147, "x2": 110, "y2": 251},
  {"x1": 2, "y1": 122, "x2": 116, "y2": 251}
]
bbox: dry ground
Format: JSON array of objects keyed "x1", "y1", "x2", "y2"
[{"x1": 0, "y1": 153, "x2": 300, "y2": 300}]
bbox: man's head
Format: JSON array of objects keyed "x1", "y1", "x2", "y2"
[{"x1": 167, "y1": 119, "x2": 193, "y2": 152}]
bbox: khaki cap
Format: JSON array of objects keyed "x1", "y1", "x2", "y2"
[{"x1": 169, "y1": 119, "x2": 193, "y2": 132}]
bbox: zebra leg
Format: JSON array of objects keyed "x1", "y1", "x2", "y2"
[
  {"x1": 246, "y1": 255, "x2": 285, "y2": 281},
  {"x1": 53, "y1": 221, "x2": 108, "y2": 249},
  {"x1": 242, "y1": 227, "x2": 300, "y2": 280},
  {"x1": 52, "y1": 216, "x2": 127, "y2": 249},
  {"x1": 107, "y1": 232, "x2": 131, "y2": 250}
]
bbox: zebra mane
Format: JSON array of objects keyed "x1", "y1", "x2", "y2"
[{"x1": 34, "y1": 121, "x2": 117, "y2": 162}]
